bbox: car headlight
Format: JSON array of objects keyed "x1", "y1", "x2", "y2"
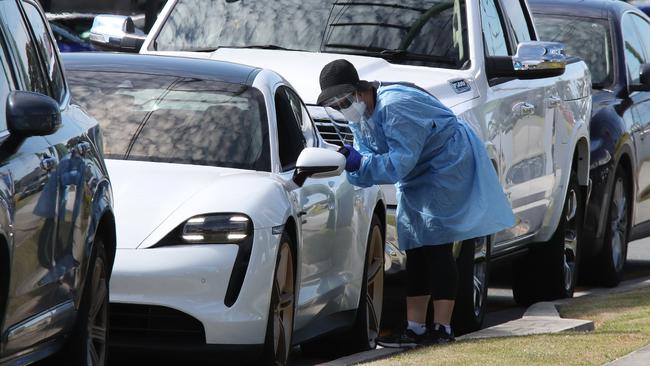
[{"x1": 181, "y1": 214, "x2": 252, "y2": 244}]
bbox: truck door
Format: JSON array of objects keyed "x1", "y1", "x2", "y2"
[{"x1": 479, "y1": 0, "x2": 555, "y2": 244}]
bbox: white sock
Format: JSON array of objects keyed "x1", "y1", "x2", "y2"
[{"x1": 407, "y1": 321, "x2": 426, "y2": 335}]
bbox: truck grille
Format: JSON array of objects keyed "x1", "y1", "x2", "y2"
[
  {"x1": 308, "y1": 105, "x2": 354, "y2": 146},
  {"x1": 110, "y1": 303, "x2": 206, "y2": 345}
]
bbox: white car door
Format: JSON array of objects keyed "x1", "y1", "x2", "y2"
[{"x1": 274, "y1": 86, "x2": 356, "y2": 330}]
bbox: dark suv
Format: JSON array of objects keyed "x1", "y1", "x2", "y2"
[{"x1": 0, "y1": 1, "x2": 115, "y2": 365}]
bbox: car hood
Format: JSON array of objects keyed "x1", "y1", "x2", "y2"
[
  {"x1": 149, "y1": 49, "x2": 480, "y2": 107},
  {"x1": 107, "y1": 160, "x2": 283, "y2": 249}
]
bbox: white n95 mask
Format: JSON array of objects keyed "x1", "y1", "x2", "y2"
[{"x1": 340, "y1": 100, "x2": 367, "y2": 124}]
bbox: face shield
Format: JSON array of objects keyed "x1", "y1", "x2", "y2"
[{"x1": 321, "y1": 92, "x2": 368, "y2": 124}]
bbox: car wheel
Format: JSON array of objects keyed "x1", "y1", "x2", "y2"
[
  {"x1": 513, "y1": 171, "x2": 583, "y2": 306},
  {"x1": 300, "y1": 214, "x2": 384, "y2": 356},
  {"x1": 262, "y1": 232, "x2": 295, "y2": 366},
  {"x1": 594, "y1": 166, "x2": 629, "y2": 287},
  {"x1": 452, "y1": 236, "x2": 490, "y2": 335},
  {"x1": 65, "y1": 237, "x2": 109, "y2": 366},
  {"x1": 348, "y1": 214, "x2": 385, "y2": 351}
]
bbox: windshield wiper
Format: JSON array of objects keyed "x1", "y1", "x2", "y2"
[
  {"x1": 323, "y1": 44, "x2": 458, "y2": 66},
  {"x1": 179, "y1": 47, "x2": 220, "y2": 52},
  {"x1": 233, "y1": 44, "x2": 300, "y2": 51}
]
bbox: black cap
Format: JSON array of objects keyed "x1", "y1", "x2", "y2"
[{"x1": 317, "y1": 59, "x2": 368, "y2": 105}]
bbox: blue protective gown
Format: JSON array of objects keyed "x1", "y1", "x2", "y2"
[{"x1": 347, "y1": 84, "x2": 515, "y2": 250}]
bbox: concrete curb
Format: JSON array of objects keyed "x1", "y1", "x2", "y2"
[{"x1": 317, "y1": 275, "x2": 650, "y2": 366}]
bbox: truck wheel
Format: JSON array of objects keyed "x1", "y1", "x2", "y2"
[
  {"x1": 594, "y1": 166, "x2": 629, "y2": 287},
  {"x1": 452, "y1": 236, "x2": 490, "y2": 335},
  {"x1": 262, "y1": 232, "x2": 295, "y2": 366},
  {"x1": 513, "y1": 171, "x2": 582, "y2": 305}
]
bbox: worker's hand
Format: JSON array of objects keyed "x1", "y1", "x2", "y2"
[{"x1": 343, "y1": 144, "x2": 362, "y2": 172}]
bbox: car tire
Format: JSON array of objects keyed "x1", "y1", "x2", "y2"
[
  {"x1": 64, "y1": 237, "x2": 109, "y2": 366},
  {"x1": 513, "y1": 170, "x2": 583, "y2": 306},
  {"x1": 300, "y1": 214, "x2": 384, "y2": 356},
  {"x1": 452, "y1": 236, "x2": 490, "y2": 335},
  {"x1": 262, "y1": 232, "x2": 296, "y2": 366},
  {"x1": 593, "y1": 166, "x2": 629, "y2": 287}
]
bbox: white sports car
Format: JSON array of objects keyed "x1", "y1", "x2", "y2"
[{"x1": 63, "y1": 52, "x2": 386, "y2": 364}]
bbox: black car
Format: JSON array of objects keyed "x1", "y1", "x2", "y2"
[
  {"x1": 0, "y1": 1, "x2": 115, "y2": 365},
  {"x1": 531, "y1": 0, "x2": 650, "y2": 286},
  {"x1": 627, "y1": 1, "x2": 650, "y2": 16}
]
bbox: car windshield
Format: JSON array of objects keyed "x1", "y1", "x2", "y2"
[
  {"x1": 153, "y1": 0, "x2": 469, "y2": 69},
  {"x1": 67, "y1": 70, "x2": 270, "y2": 171},
  {"x1": 534, "y1": 14, "x2": 613, "y2": 87}
]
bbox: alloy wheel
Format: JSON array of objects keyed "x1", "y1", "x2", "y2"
[
  {"x1": 472, "y1": 237, "x2": 488, "y2": 318},
  {"x1": 86, "y1": 256, "x2": 108, "y2": 366},
  {"x1": 272, "y1": 242, "x2": 294, "y2": 365},
  {"x1": 610, "y1": 177, "x2": 628, "y2": 273},
  {"x1": 563, "y1": 188, "x2": 578, "y2": 292},
  {"x1": 365, "y1": 224, "x2": 384, "y2": 348}
]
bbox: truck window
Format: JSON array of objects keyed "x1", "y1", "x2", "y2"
[
  {"x1": 154, "y1": 0, "x2": 469, "y2": 69},
  {"x1": 0, "y1": 0, "x2": 48, "y2": 95},
  {"x1": 0, "y1": 57, "x2": 9, "y2": 131},
  {"x1": 622, "y1": 13, "x2": 647, "y2": 85},
  {"x1": 500, "y1": 0, "x2": 533, "y2": 46},
  {"x1": 23, "y1": 0, "x2": 66, "y2": 103},
  {"x1": 480, "y1": 0, "x2": 509, "y2": 56}
]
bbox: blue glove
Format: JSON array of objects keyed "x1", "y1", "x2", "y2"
[{"x1": 343, "y1": 144, "x2": 362, "y2": 172}]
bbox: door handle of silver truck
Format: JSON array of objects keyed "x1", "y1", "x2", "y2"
[{"x1": 513, "y1": 102, "x2": 536, "y2": 117}]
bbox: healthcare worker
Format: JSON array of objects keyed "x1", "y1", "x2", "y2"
[{"x1": 317, "y1": 59, "x2": 516, "y2": 347}]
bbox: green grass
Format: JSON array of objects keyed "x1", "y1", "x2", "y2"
[{"x1": 364, "y1": 287, "x2": 650, "y2": 366}]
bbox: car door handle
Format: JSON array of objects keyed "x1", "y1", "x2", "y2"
[
  {"x1": 513, "y1": 102, "x2": 536, "y2": 117},
  {"x1": 72, "y1": 141, "x2": 92, "y2": 155},
  {"x1": 40, "y1": 157, "x2": 57, "y2": 171},
  {"x1": 545, "y1": 96, "x2": 562, "y2": 109}
]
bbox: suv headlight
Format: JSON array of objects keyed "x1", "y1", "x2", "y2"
[{"x1": 181, "y1": 214, "x2": 252, "y2": 244}]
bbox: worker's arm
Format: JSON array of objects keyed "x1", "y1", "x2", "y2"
[{"x1": 348, "y1": 96, "x2": 433, "y2": 186}]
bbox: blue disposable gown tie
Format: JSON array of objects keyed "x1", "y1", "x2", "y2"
[{"x1": 347, "y1": 84, "x2": 515, "y2": 250}]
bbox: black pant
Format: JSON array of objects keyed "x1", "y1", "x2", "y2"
[{"x1": 405, "y1": 243, "x2": 458, "y2": 300}]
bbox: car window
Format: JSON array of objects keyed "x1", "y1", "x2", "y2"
[
  {"x1": 283, "y1": 87, "x2": 318, "y2": 148},
  {"x1": 154, "y1": 0, "x2": 469, "y2": 69},
  {"x1": 630, "y1": 14, "x2": 650, "y2": 64},
  {"x1": 22, "y1": 1, "x2": 66, "y2": 103},
  {"x1": 0, "y1": 59, "x2": 9, "y2": 131},
  {"x1": 480, "y1": 0, "x2": 509, "y2": 56},
  {"x1": 0, "y1": 0, "x2": 48, "y2": 94},
  {"x1": 499, "y1": 0, "x2": 533, "y2": 45},
  {"x1": 622, "y1": 13, "x2": 647, "y2": 85},
  {"x1": 67, "y1": 70, "x2": 271, "y2": 171},
  {"x1": 275, "y1": 87, "x2": 306, "y2": 171},
  {"x1": 534, "y1": 15, "x2": 613, "y2": 87}
]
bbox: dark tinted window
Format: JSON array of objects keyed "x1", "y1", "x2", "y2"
[
  {"x1": 480, "y1": 0, "x2": 509, "y2": 56},
  {"x1": 275, "y1": 87, "x2": 305, "y2": 170},
  {"x1": 67, "y1": 70, "x2": 270, "y2": 171},
  {"x1": 500, "y1": 0, "x2": 532, "y2": 45},
  {"x1": 534, "y1": 15, "x2": 612, "y2": 86},
  {"x1": 155, "y1": 0, "x2": 468, "y2": 69},
  {"x1": 0, "y1": 0, "x2": 48, "y2": 94},
  {"x1": 23, "y1": 1, "x2": 65, "y2": 102},
  {"x1": 622, "y1": 13, "x2": 647, "y2": 85}
]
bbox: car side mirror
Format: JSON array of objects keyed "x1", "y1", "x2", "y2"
[
  {"x1": 292, "y1": 148, "x2": 346, "y2": 187},
  {"x1": 7, "y1": 91, "x2": 61, "y2": 137},
  {"x1": 89, "y1": 14, "x2": 146, "y2": 53},
  {"x1": 631, "y1": 63, "x2": 650, "y2": 92},
  {"x1": 486, "y1": 41, "x2": 566, "y2": 80}
]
